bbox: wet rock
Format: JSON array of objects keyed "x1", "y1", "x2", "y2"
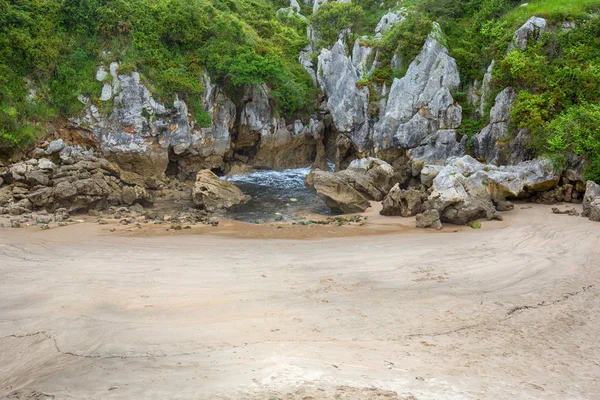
[
  {"x1": 416, "y1": 209, "x2": 442, "y2": 230},
  {"x1": 380, "y1": 184, "x2": 425, "y2": 217},
  {"x1": 192, "y1": 170, "x2": 250, "y2": 213},
  {"x1": 253, "y1": 117, "x2": 322, "y2": 170}
]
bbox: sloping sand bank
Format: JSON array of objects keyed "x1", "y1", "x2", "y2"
[{"x1": 1, "y1": 204, "x2": 599, "y2": 399}]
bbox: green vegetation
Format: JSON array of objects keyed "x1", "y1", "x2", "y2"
[
  {"x1": 0, "y1": 0, "x2": 315, "y2": 151},
  {"x1": 358, "y1": 0, "x2": 600, "y2": 177},
  {"x1": 2, "y1": 0, "x2": 600, "y2": 178},
  {"x1": 309, "y1": 2, "x2": 365, "y2": 49}
]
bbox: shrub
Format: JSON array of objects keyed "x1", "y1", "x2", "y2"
[
  {"x1": 310, "y1": 2, "x2": 365, "y2": 48},
  {"x1": 539, "y1": 103, "x2": 600, "y2": 181}
]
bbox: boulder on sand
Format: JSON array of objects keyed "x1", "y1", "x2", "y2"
[
  {"x1": 309, "y1": 170, "x2": 371, "y2": 214},
  {"x1": 425, "y1": 155, "x2": 557, "y2": 225},
  {"x1": 416, "y1": 209, "x2": 443, "y2": 230},
  {"x1": 307, "y1": 157, "x2": 394, "y2": 214},
  {"x1": 583, "y1": 180, "x2": 600, "y2": 222},
  {"x1": 192, "y1": 170, "x2": 249, "y2": 213},
  {"x1": 380, "y1": 184, "x2": 425, "y2": 217}
]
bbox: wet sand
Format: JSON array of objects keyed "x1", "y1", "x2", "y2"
[{"x1": 1, "y1": 203, "x2": 599, "y2": 399}]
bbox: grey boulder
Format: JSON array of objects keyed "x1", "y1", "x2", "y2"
[
  {"x1": 416, "y1": 209, "x2": 442, "y2": 230},
  {"x1": 426, "y1": 155, "x2": 558, "y2": 225},
  {"x1": 583, "y1": 181, "x2": 600, "y2": 222},
  {"x1": 380, "y1": 184, "x2": 425, "y2": 217}
]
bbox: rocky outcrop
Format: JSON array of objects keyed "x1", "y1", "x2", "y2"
[
  {"x1": 472, "y1": 88, "x2": 516, "y2": 165},
  {"x1": 72, "y1": 65, "x2": 322, "y2": 179},
  {"x1": 425, "y1": 155, "x2": 558, "y2": 225},
  {"x1": 380, "y1": 184, "x2": 425, "y2": 217},
  {"x1": 169, "y1": 74, "x2": 236, "y2": 179},
  {"x1": 254, "y1": 117, "x2": 323, "y2": 170},
  {"x1": 509, "y1": 17, "x2": 548, "y2": 51},
  {"x1": 0, "y1": 140, "x2": 153, "y2": 215},
  {"x1": 374, "y1": 9, "x2": 406, "y2": 39},
  {"x1": 317, "y1": 40, "x2": 371, "y2": 151},
  {"x1": 192, "y1": 170, "x2": 249, "y2": 212},
  {"x1": 374, "y1": 25, "x2": 462, "y2": 153},
  {"x1": 315, "y1": 23, "x2": 463, "y2": 169},
  {"x1": 408, "y1": 129, "x2": 466, "y2": 165},
  {"x1": 583, "y1": 181, "x2": 600, "y2": 222}
]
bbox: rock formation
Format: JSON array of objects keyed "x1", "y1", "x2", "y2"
[
  {"x1": 192, "y1": 170, "x2": 250, "y2": 213},
  {"x1": 583, "y1": 181, "x2": 600, "y2": 222},
  {"x1": 425, "y1": 155, "x2": 558, "y2": 225},
  {"x1": 415, "y1": 209, "x2": 443, "y2": 230},
  {"x1": 509, "y1": 16, "x2": 548, "y2": 51},
  {"x1": 71, "y1": 64, "x2": 323, "y2": 180},
  {"x1": 307, "y1": 157, "x2": 394, "y2": 213},
  {"x1": 380, "y1": 184, "x2": 426, "y2": 217},
  {"x1": 373, "y1": 24, "x2": 462, "y2": 154},
  {"x1": 317, "y1": 40, "x2": 371, "y2": 151},
  {"x1": 0, "y1": 140, "x2": 153, "y2": 215}
]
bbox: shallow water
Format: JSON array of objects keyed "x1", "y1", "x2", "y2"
[{"x1": 226, "y1": 165, "x2": 335, "y2": 223}]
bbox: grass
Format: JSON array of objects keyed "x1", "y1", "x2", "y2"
[{"x1": 503, "y1": 0, "x2": 600, "y2": 26}]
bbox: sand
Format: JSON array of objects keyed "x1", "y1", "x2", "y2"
[{"x1": 1, "y1": 203, "x2": 599, "y2": 399}]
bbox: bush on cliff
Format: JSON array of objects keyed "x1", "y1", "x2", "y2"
[{"x1": 0, "y1": 0, "x2": 314, "y2": 151}]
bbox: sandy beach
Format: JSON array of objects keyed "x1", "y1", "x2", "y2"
[{"x1": 1, "y1": 203, "x2": 599, "y2": 399}]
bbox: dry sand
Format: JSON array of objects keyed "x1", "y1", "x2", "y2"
[{"x1": 1, "y1": 203, "x2": 599, "y2": 399}]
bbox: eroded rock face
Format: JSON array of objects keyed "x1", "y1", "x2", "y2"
[
  {"x1": 374, "y1": 25, "x2": 461, "y2": 153},
  {"x1": 380, "y1": 184, "x2": 425, "y2": 217},
  {"x1": 408, "y1": 129, "x2": 466, "y2": 165},
  {"x1": 426, "y1": 155, "x2": 558, "y2": 225},
  {"x1": 170, "y1": 74, "x2": 237, "y2": 179},
  {"x1": 472, "y1": 88, "x2": 517, "y2": 165},
  {"x1": 192, "y1": 170, "x2": 250, "y2": 213},
  {"x1": 583, "y1": 181, "x2": 600, "y2": 222},
  {"x1": 317, "y1": 40, "x2": 371, "y2": 151},
  {"x1": 254, "y1": 118, "x2": 323, "y2": 170},
  {"x1": 0, "y1": 142, "x2": 154, "y2": 214},
  {"x1": 72, "y1": 65, "x2": 321, "y2": 180}
]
